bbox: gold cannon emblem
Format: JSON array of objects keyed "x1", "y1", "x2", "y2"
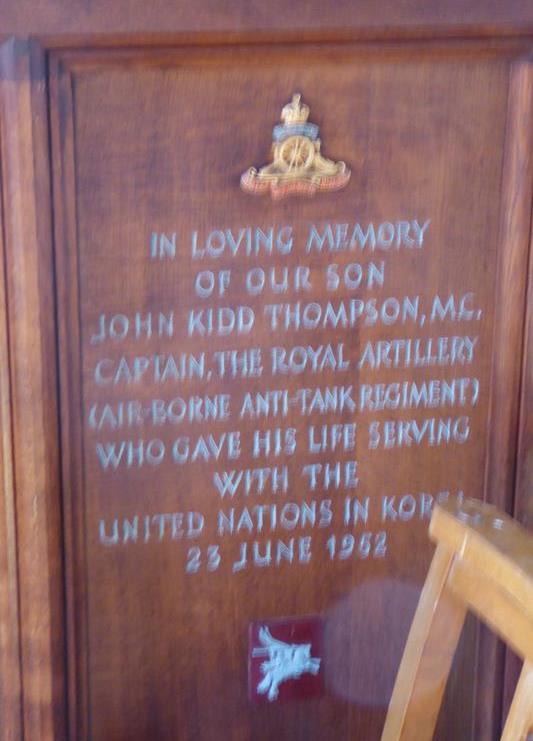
[{"x1": 241, "y1": 93, "x2": 351, "y2": 201}]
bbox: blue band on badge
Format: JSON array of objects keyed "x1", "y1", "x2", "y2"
[{"x1": 273, "y1": 123, "x2": 319, "y2": 142}]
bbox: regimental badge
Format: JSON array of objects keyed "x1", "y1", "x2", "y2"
[
  {"x1": 241, "y1": 93, "x2": 351, "y2": 201},
  {"x1": 249, "y1": 618, "x2": 324, "y2": 703}
]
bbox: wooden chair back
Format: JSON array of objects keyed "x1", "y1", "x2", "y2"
[{"x1": 381, "y1": 497, "x2": 533, "y2": 741}]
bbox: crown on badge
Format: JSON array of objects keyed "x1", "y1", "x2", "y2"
[{"x1": 281, "y1": 94, "x2": 310, "y2": 125}]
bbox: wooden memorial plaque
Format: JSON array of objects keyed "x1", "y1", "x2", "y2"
[{"x1": 0, "y1": 5, "x2": 532, "y2": 741}]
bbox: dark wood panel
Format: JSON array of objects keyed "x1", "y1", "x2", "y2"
[
  {"x1": 483, "y1": 60, "x2": 533, "y2": 737},
  {"x1": 0, "y1": 38, "x2": 66, "y2": 741},
  {"x1": 500, "y1": 58, "x2": 533, "y2": 732},
  {"x1": 0, "y1": 45, "x2": 23, "y2": 741},
  {"x1": 1, "y1": 0, "x2": 533, "y2": 42},
  {"x1": 48, "y1": 42, "x2": 530, "y2": 740}
]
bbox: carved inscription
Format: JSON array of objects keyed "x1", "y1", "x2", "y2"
[{"x1": 85, "y1": 218, "x2": 483, "y2": 574}]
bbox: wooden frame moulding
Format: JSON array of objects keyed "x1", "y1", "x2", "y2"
[{"x1": 0, "y1": 38, "x2": 66, "y2": 741}]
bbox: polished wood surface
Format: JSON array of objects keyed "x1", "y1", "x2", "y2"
[
  {"x1": 49, "y1": 42, "x2": 527, "y2": 740},
  {"x1": 0, "y1": 40, "x2": 65, "y2": 741},
  {"x1": 0, "y1": 1, "x2": 532, "y2": 40},
  {"x1": 382, "y1": 497, "x2": 533, "y2": 741},
  {"x1": 0, "y1": 5, "x2": 531, "y2": 741}
]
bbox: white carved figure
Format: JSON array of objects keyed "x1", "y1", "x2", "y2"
[{"x1": 252, "y1": 626, "x2": 321, "y2": 701}]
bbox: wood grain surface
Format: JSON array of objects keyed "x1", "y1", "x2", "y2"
[
  {"x1": 0, "y1": 0, "x2": 532, "y2": 41},
  {"x1": 0, "y1": 39, "x2": 65, "y2": 741},
  {"x1": 382, "y1": 496, "x2": 533, "y2": 741},
  {"x1": 0, "y1": 11, "x2": 530, "y2": 741},
  {"x1": 48, "y1": 41, "x2": 528, "y2": 740}
]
